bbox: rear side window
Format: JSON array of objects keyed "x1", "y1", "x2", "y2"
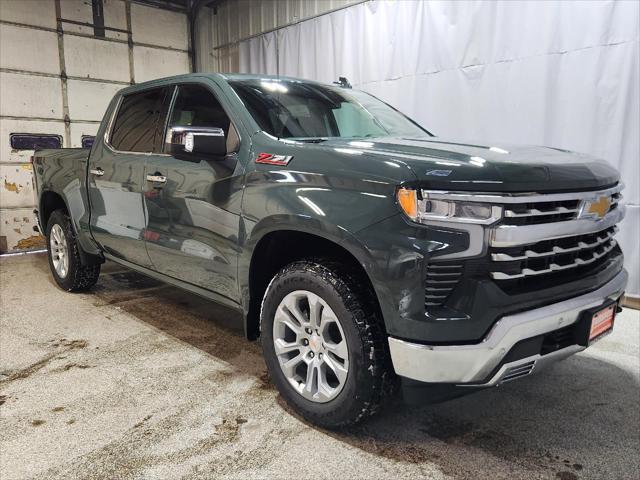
[{"x1": 110, "y1": 87, "x2": 171, "y2": 152}]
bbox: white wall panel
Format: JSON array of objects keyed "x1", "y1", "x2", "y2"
[
  {"x1": 64, "y1": 35, "x2": 130, "y2": 82},
  {"x1": 70, "y1": 121, "x2": 99, "y2": 148},
  {"x1": 0, "y1": 0, "x2": 57, "y2": 28},
  {"x1": 0, "y1": 119, "x2": 65, "y2": 163},
  {"x1": 0, "y1": 207, "x2": 43, "y2": 253},
  {"x1": 0, "y1": 72, "x2": 62, "y2": 118},
  {"x1": 133, "y1": 45, "x2": 189, "y2": 82},
  {"x1": 60, "y1": 0, "x2": 127, "y2": 40},
  {"x1": 103, "y1": 0, "x2": 127, "y2": 30},
  {"x1": 0, "y1": 24, "x2": 60, "y2": 74},
  {"x1": 0, "y1": 163, "x2": 36, "y2": 209},
  {"x1": 131, "y1": 3, "x2": 188, "y2": 50},
  {"x1": 66, "y1": 79, "x2": 123, "y2": 121},
  {"x1": 59, "y1": 0, "x2": 94, "y2": 29}
]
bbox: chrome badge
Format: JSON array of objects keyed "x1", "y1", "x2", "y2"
[{"x1": 578, "y1": 195, "x2": 611, "y2": 220}]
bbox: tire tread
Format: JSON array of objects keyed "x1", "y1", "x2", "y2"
[
  {"x1": 261, "y1": 258, "x2": 396, "y2": 428},
  {"x1": 47, "y1": 210, "x2": 100, "y2": 292}
]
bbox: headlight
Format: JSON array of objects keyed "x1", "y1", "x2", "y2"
[{"x1": 396, "y1": 188, "x2": 502, "y2": 225}]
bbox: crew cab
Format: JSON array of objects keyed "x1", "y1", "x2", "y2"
[{"x1": 32, "y1": 73, "x2": 627, "y2": 428}]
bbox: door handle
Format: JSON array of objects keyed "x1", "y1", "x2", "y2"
[
  {"x1": 146, "y1": 174, "x2": 167, "y2": 183},
  {"x1": 90, "y1": 168, "x2": 104, "y2": 176}
]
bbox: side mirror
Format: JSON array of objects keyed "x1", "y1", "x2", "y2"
[{"x1": 165, "y1": 126, "x2": 227, "y2": 158}]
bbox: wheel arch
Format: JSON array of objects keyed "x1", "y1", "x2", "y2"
[
  {"x1": 241, "y1": 217, "x2": 383, "y2": 341},
  {"x1": 39, "y1": 189, "x2": 103, "y2": 265},
  {"x1": 39, "y1": 190, "x2": 69, "y2": 232}
]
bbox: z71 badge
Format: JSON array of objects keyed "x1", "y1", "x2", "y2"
[{"x1": 255, "y1": 153, "x2": 293, "y2": 166}]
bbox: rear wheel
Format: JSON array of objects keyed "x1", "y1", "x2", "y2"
[
  {"x1": 260, "y1": 260, "x2": 395, "y2": 428},
  {"x1": 46, "y1": 209, "x2": 100, "y2": 291}
]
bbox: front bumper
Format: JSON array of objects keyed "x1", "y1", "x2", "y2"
[{"x1": 388, "y1": 269, "x2": 627, "y2": 386}]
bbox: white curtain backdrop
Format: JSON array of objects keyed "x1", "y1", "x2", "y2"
[{"x1": 237, "y1": 0, "x2": 640, "y2": 296}]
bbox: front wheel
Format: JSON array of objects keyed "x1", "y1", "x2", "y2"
[
  {"x1": 46, "y1": 209, "x2": 100, "y2": 292},
  {"x1": 260, "y1": 260, "x2": 395, "y2": 428}
]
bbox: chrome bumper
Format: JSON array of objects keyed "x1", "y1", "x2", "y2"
[{"x1": 388, "y1": 269, "x2": 628, "y2": 386}]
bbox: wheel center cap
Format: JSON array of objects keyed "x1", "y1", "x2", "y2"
[{"x1": 309, "y1": 335, "x2": 321, "y2": 352}]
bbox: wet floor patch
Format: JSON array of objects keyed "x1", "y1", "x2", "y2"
[{"x1": 0, "y1": 338, "x2": 88, "y2": 385}]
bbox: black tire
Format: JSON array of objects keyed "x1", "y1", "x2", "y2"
[
  {"x1": 260, "y1": 260, "x2": 396, "y2": 429},
  {"x1": 46, "y1": 209, "x2": 100, "y2": 292}
]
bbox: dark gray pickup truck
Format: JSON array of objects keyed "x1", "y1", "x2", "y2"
[{"x1": 33, "y1": 73, "x2": 627, "y2": 428}]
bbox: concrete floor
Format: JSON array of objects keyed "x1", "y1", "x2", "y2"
[{"x1": 1, "y1": 253, "x2": 638, "y2": 480}]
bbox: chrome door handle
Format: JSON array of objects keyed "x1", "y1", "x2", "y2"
[
  {"x1": 146, "y1": 174, "x2": 167, "y2": 183},
  {"x1": 90, "y1": 168, "x2": 104, "y2": 176}
]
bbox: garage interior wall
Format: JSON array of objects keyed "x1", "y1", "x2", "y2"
[
  {"x1": 198, "y1": 0, "x2": 640, "y2": 298},
  {"x1": 0, "y1": 0, "x2": 190, "y2": 254}
]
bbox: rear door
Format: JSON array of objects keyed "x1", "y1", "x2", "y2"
[
  {"x1": 143, "y1": 82, "x2": 244, "y2": 301},
  {"x1": 88, "y1": 86, "x2": 172, "y2": 267}
]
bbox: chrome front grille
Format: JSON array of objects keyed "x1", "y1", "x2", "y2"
[
  {"x1": 488, "y1": 183, "x2": 625, "y2": 282},
  {"x1": 490, "y1": 227, "x2": 619, "y2": 280},
  {"x1": 422, "y1": 183, "x2": 625, "y2": 305},
  {"x1": 490, "y1": 184, "x2": 625, "y2": 248},
  {"x1": 425, "y1": 263, "x2": 462, "y2": 306},
  {"x1": 501, "y1": 191, "x2": 621, "y2": 226}
]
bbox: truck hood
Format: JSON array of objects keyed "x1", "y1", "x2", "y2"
[{"x1": 311, "y1": 136, "x2": 619, "y2": 192}]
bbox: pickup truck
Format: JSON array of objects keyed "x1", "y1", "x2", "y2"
[{"x1": 33, "y1": 73, "x2": 627, "y2": 428}]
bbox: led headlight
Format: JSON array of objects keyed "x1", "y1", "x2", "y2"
[{"x1": 396, "y1": 188, "x2": 502, "y2": 225}]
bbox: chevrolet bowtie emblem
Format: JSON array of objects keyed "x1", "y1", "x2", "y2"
[{"x1": 580, "y1": 195, "x2": 611, "y2": 220}]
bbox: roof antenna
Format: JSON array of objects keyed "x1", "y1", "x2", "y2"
[{"x1": 333, "y1": 77, "x2": 352, "y2": 89}]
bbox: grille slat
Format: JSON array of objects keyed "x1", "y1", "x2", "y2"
[
  {"x1": 492, "y1": 226, "x2": 618, "y2": 262},
  {"x1": 425, "y1": 263, "x2": 462, "y2": 307},
  {"x1": 504, "y1": 205, "x2": 578, "y2": 218},
  {"x1": 491, "y1": 238, "x2": 617, "y2": 280}
]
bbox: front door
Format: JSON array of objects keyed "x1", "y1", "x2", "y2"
[
  {"x1": 143, "y1": 82, "x2": 244, "y2": 301},
  {"x1": 88, "y1": 86, "x2": 172, "y2": 268}
]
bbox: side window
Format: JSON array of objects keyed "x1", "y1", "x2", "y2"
[
  {"x1": 169, "y1": 85, "x2": 232, "y2": 133},
  {"x1": 110, "y1": 87, "x2": 171, "y2": 153}
]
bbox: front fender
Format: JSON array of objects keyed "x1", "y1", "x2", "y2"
[{"x1": 238, "y1": 213, "x2": 379, "y2": 314}]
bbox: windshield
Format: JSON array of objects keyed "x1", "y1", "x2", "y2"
[{"x1": 229, "y1": 79, "x2": 431, "y2": 140}]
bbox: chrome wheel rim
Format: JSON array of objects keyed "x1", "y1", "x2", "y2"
[
  {"x1": 50, "y1": 224, "x2": 69, "y2": 279},
  {"x1": 272, "y1": 290, "x2": 349, "y2": 403}
]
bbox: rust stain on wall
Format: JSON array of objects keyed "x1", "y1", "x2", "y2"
[
  {"x1": 15, "y1": 235, "x2": 45, "y2": 250},
  {"x1": 3, "y1": 180, "x2": 21, "y2": 193}
]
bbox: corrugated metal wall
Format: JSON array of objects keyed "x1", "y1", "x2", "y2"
[
  {"x1": 0, "y1": 0, "x2": 191, "y2": 253},
  {"x1": 195, "y1": 0, "x2": 363, "y2": 72}
]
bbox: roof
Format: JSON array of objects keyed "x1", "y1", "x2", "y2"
[{"x1": 119, "y1": 72, "x2": 338, "y2": 95}]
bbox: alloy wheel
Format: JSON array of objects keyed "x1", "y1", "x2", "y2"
[
  {"x1": 50, "y1": 224, "x2": 69, "y2": 278},
  {"x1": 272, "y1": 290, "x2": 349, "y2": 403}
]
